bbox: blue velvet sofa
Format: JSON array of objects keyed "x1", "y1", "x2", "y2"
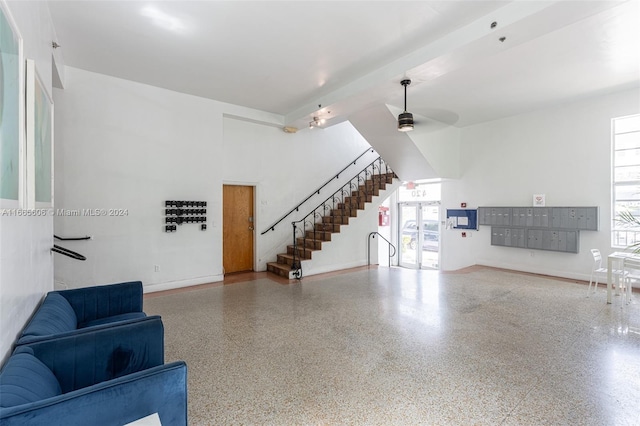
[
  {"x1": 0, "y1": 318, "x2": 187, "y2": 425},
  {"x1": 17, "y1": 281, "x2": 152, "y2": 346}
]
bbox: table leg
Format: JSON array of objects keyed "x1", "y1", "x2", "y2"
[{"x1": 607, "y1": 256, "x2": 613, "y2": 304}]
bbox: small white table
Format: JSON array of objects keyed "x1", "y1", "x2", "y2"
[
  {"x1": 606, "y1": 251, "x2": 640, "y2": 304},
  {"x1": 124, "y1": 413, "x2": 162, "y2": 426}
]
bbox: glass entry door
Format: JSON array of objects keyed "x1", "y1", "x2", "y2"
[{"x1": 399, "y1": 202, "x2": 440, "y2": 269}]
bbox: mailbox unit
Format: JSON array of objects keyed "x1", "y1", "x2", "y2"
[{"x1": 479, "y1": 206, "x2": 598, "y2": 254}]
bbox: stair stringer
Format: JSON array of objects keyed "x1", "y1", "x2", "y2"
[{"x1": 294, "y1": 178, "x2": 401, "y2": 278}]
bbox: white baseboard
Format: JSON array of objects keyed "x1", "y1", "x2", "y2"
[
  {"x1": 476, "y1": 261, "x2": 590, "y2": 282},
  {"x1": 143, "y1": 275, "x2": 224, "y2": 293},
  {"x1": 302, "y1": 260, "x2": 369, "y2": 277}
]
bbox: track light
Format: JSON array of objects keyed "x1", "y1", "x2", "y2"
[
  {"x1": 309, "y1": 116, "x2": 325, "y2": 129},
  {"x1": 398, "y1": 79, "x2": 414, "y2": 132}
]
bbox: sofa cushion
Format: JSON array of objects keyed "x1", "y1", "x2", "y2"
[
  {"x1": 20, "y1": 293, "x2": 78, "y2": 339},
  {"x1": 78, "y1": 312, "x2": 146, "y2": 329},
  {"x1": 0, "y1": 347, "x2": 62, "y2": 408}
]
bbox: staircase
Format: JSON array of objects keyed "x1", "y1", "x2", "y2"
[{"x1": 266, "y1": 171, "x2": 397, "y2": 279}]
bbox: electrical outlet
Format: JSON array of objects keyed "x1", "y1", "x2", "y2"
[{"x1": 154, "y1": 265, "x2": 160, "y2": 272}]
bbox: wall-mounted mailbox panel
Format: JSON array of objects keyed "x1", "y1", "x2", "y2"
[
  {"x1": 482, "y1": 206, "x2": 595, "y2": 254},
  {"x1": 492, "y1": 227, "x2": 580, "y2": 253},
  {"x1": 504, "y1": 228, "x2": 513, "y2": 247},
  {"x1": 480, "y1": 206, "x2": 598, "y2": 231},
  {"x1": 527, "y1": 229, "x2": 543, "y2": 250},
  {"x1": 511, "y1": 208, "x2": 525, "y2": 227},
  {"x1": 499, "y1": 207, "x2": 511, "y2": 226},
  {"x1": 480, "y1": 207, "x2": 511, "y2": 226},
  {"x1": 522, "y1": 208, "x2": 532, "y2": 226},
  {"x1": 491, "y1": 227, "x2": 504, "y2": 246},
  {"x1": 480, "y1": 208, "x2": 492, "y2": 226},
  {"x1": 480, "y1": 207, "x2": 513, "y2": 226},
  {"x1": 489, "y1": 208, "x2": 499, "y2": 225},
  {"x1": 566, "y1": 231, "x2": 579, "y2": 253},
  {"x1": 541, "y1": 229, "x2": 557, "y2": 251},
  {"x1": 533, "y1": 208, "x2": 550, "y2": 228},
  {"x1": 516, "y1": 228, "x2": 527, "y2": 248},
  {"x1": 549, "y1": 207, "x2": 599, "y2": 230},
  {"x1": 508, "y1": 227, "x2": 526, "y2": 248},
  {"x1": 491, "y1": 227, "x2": 527, "y2": 248}
]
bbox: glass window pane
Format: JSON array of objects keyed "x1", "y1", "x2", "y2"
[
  {"x1": 615, "y1": 147, "x2": 640, "y2": 167},
  {"x1": 614, "y1": 165, "x2": 640, "y2": 182},
  {"x1": 614, "y1": 132, "x2": 640, "y2": 150},
  {"x1": 615, "y1": 184, "x2": 640, "y2": 200},
  {"x1": 615, "y1": 115, "x2": 640, "y2": 134},
  {"x1": 612, "y1": 114, "x2": 640, "y2": 248},
  {"x1": 613, "y1": 230, "x2": 640, "y2": 247},
  {"x1": 614, "y1": 201, "x2": 640, "y2": 217}
]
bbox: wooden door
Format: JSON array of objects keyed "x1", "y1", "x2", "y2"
[{"x1": 223, "y1": 185, "x2": 254, "y2": 274}]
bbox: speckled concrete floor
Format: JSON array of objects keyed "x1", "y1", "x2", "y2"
[{"x1": 144, "y1": 266, "x2": 640, "y2": 425}]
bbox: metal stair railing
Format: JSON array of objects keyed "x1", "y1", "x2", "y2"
[
  {"x1": 289, "y1": 156, "x2": 395, "y2": 279},
  {"x1": 51, "y1": 245, "x2": 87, "y2": 261},
  {"x1": 261, "y1": 148, "x2": 375, "y2": 235},
  {"x1": 368, "y1": 232, "x2": 396, "y2": 268},
  {"x1": 51, "y1": 234, "x2": 90, "y2": 261}
]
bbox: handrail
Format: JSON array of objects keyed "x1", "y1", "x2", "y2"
[
  {"x1": 51, "y1": 245, "x2": 87, "y2": 261},
  {"x1": 261, "y1": 148, "x2": 375, "y2": 234},
  {"x1": 288, "y1": 156, "x2": 395, "y2": 278},
  {"x1": 291, "y1": 156, "x2": 391, "y2": 229},
  {"x1": 368, "y1": 232, "x2": 396, "y2": 267},
  {"x1": 54, "y1": 234, "x2": 91, "y2": 241}
]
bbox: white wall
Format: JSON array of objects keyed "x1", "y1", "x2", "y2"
[
  {"x1": 349, "y1": 104, "x2": 439, "y2": 181},
  {"x1": 440, "y1": 88, "x2": 640, "y2": 280},
  {"x1": 53, "y1": 68, "x2": 638, "y2": 295},
  {"x1": 54, "y1": 67, "x2": 226, "y2": 292},
  {"x1": 7, "y1": 3, "x2": 634, "y2": 368},
  {"x1": 222, "y1": 118, "x2": 374, "y2": 272},
  {"x1": 54, "y1": 67, "x2": 376, "y2": 291},
  {"x1": 411, "y1": 122, "x2": 461, "y2": 179},
  {"x1": 0, "y1": 1, "x2": 58, "y2": 364}
]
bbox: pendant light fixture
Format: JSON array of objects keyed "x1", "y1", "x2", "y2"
[{"x1": 397, "y1": 79, "x2": 414, "y2": 132}]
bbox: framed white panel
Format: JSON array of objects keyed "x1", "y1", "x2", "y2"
[
  {"x1": 25, "y1": 58, "x2": 54, "y2": 208},
  {"x1": 0, "y1": 0, "x2": 24, "y2": 208}
]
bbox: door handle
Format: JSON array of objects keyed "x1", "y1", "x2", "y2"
[{"x1": 249, "y1": 226, "x2": 254, "y2": 231}]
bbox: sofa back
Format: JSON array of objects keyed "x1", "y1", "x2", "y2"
[
  {"x1": 0, "y1": 347, "x2": 62, "y2": 408},
  {"x1": 20, "y1": 293, "x2": 78, "y2": 340},
  {"x1": 26, "y1": 317, "x2": 165, "y2": 393},
  {"x1": 57, "y1": 281, "x2": 143, "y2": 324}
]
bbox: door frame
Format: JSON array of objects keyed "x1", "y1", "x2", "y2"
[
  {"x1": 398, "y1": 201, "x2": 440, "y2": 270},
  {"x1": 222, "y1": 181, "x2": 257, "y2": 274}
]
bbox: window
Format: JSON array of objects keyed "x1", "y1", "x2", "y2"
[{"x1": 612, "y1": 114, "x2": 640, "y2": 248}]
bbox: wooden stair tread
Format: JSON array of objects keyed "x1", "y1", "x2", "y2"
[{"x1": 267, "y1": 170, "x2": 397, "y2": 278}]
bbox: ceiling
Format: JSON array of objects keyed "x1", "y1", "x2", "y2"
[{"x1": 47, "y1": 0, "x2": 640, "y2": 130}]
